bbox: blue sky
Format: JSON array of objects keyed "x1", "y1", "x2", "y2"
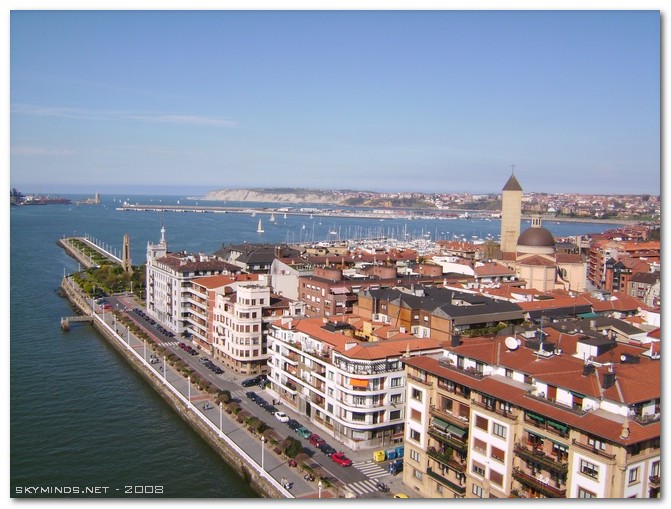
[{"x1": 9, "y1": 9, "x2": 661, "y2": 195}]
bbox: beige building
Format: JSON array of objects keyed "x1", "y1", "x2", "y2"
[{"x1": 401, "y1": 329, "x2": 660, "y2": 499}]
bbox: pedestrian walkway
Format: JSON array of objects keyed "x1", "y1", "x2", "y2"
[
  {"x1": 352, "y1": 460, "x2": 388, "y2": 479},
  {"x1": 345, "y1": 479, "x2": 382, "y2": 496},
  {"x1": 160, "y1": 341, "x2": 181, "y2": 347}
]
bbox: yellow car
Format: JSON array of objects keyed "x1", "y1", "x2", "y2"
[{"x1": 393, "y1": 494, "x2": 409, "y2": 498}]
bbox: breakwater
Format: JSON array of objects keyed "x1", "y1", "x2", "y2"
[{"x1": 58, "y1": 277, "x2": 286, "y2": 499}]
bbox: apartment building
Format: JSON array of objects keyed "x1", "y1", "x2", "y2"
[
  {"x1": 266, "y1": 317, "x2": 443, "y2": 450},
  {"x1": 146, "y1": 226, "x2": 239, "y2": 334},
  {"x1": 401, "y1": 328, "x2": 660, "y2": 498},
  {"x1": 356, "y1": 286, "x2": 524, "y2": 341},
  {"x1": 213, "y1": 281, "x2": 305, "y2": 376}
]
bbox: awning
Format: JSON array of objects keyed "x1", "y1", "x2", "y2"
[
  {"x1": 431, "y1": 417, "x2": 450, "y2": 431},
  {"x1": 446, "y1": 424, "x2": 467, "y2": 439},
  {"x1": 330, "y1": 287, "x2": 349, "y2": 295},
  {"x1": 350, "y1": 378, "x2": 368, "y2": 388},
  {"x1": 547, "y1": 420, "x2": 568, "y2": 433},
  {"x1": 527, "y1": 411, "x2": 546, "y2": 423}
]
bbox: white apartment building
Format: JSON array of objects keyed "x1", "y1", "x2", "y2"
[
  {"x1": 146, "y1": 226, "x2": 238, "y2": 334},
  {"x1": 213, "y1": 280, "x2": 305, "y2": 376},
  {"x1": 267, "y1": 317, "x2": 443, "y2": 450}
]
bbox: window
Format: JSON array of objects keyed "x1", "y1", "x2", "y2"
[
  {"x1": 390, "y1": 394, "x2": 402, "y2": 405},
  {"x1": 410, "y1": 449, "x2": 421, "y2": 463},
  {"x1": 352, "y1": 412, "x2": 365, "y2": 422},
  {"x1": 505, "y1": 368, "x2": 513, "y2": 379},
  {"x1": 651, "y1": 461, "x2": 660, "y2": 477},
  {"x1": 499, "y1": 401, "x2": 513, "y2": 415},
  {"x1": 580, "y1": 460, "x2": 599, "y2": 479},
  {"x1": 413, "y1": 469, "x2": 423, "y2": 481},
  {"x1": 410, "y1": 409, "x2": 422, "y2": 422},
  {"x1": 489, "y1": 470, "x2": 503, "y2": 487},
  {"x1": 491, "y1": 446, "x2": 505, "y2": 463},
  {"x1": 578, "y1": 487, "x2": 597, "y2": 498},
  {"x1": 492, "y1": 422, "x2": 507, "y2": 439},
  {"x1": 473, "y1": 438, "x2": 487, "y2": 453},
  {"x1": 475, "y1": 415, "x2": 488, "y2": 431},
  {"x1": 587, "y1": 436, "x2": 606, "y2": 451},
  {"x1": 472, "y1": 485, "x2": 484, "y2": 498},
  {"x1": 628, "y1": 467, "x2": 639, "y2": 484},
  {"x1": 411, "y1": 388, "x2": 422, "y2": 402},
  {"x1": 472, "y1": 461, "x2": 485, "y2": 477},
  {"x1": 409, "y1": 429, "x2": 421, "y2": 443},
  {"x1": 391, "y1": 377, "x2": 403, "y2": 387}
]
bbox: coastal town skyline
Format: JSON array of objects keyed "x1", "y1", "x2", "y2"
[{"x1": 9, "y1": 8, "x2": 661, "y2": 196}]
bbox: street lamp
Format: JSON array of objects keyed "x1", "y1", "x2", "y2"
[
  {"x1": 188, "y1": 376, "x2": 191, "y2": 402},
  {"x1": 260, "y1": 436, "x2": 266, "y2": 471},
  {"x1": 219, "y1": 402, "x2": 223, "y2": 431},
  {"x1": 143, "y1": 339, "x2": 146, "y2": 361},
  {"x1": 318, "y1": 480, "x2": 323, "y2": 499},
  {"x1": 163, "y1": 356, "x2": 166, "y2": 380}
]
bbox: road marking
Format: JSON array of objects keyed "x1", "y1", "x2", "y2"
[
  {"x1": 346, "y1": 479, "x2": 379, "y2": 495},
  {"x1": 352, "y1": 460, "x2": 388, "y2": 479}
]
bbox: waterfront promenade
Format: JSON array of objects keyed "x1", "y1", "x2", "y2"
[{"x1": 59, "y1": 276, "x2": 410, "y2": 499}]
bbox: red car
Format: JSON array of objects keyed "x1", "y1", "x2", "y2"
[
  {"x1": 331, "y1": 452, "x2": 352, "y2": 467},
  {"x1": 308, "y1": 434, "x2": 326, "y2": 447}
]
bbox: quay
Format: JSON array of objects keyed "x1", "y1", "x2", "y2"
[
  {"x1": 58, "y1": 235, "x2": 122, "y2": 268},
  {"x1": 60, "y1": 315, "x2": 92, "y2": 331},
  {"x1": 59, "y1": 275, "x2": 290, "y2": 498}
]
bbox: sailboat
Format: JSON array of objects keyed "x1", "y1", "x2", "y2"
[
  {"x1": 283, "y1": 213, "x2": 287, "y2": 219},
  {"x1": 270, "y1": 213, "x2": 276, "y2": 222},
  {"x1": 257, "y1": 219, "x2": 264, "y2": 233}
]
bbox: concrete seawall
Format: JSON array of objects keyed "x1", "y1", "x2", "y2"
[{"x1": 59, "y1": 278, "x2": 283, "y2": 498}]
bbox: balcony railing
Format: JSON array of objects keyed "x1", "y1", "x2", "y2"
[
  {"x1": 471, "y1": 399, "x2": 518, "y2": 420},
  {"x1": 428, "y1": 427, "x2": 467, "y2": 453},
  {"x1": 512, "y1": 467, "x2": 566, "y2": 498},
  {"x1": 429, "y1": 405, "x2": 470, "y2": 426},
  {"x1": 438, "y1": 360, "x2": 486, "y2": 379},
  {"x1": 648, "y1": 475, "x2": 660, "y2": 487},
  {"x1": 407, "y1": 373, "x2": 433, "y2": 387},
  {"x1": 427, "y1": 449, "x2": 466, "y2": 473},
  {"x1": 571, "y1": 439, "x2": 617, "y2": 460},
  {"x1": 426, "y1": 467, "x2": 466, "y2": 495},
  {"x1": 524, "y1": 415, "x2": 569, "y2": 439},
  {"x1": 513, "y1": 444, "x2": 569, "y2": 475}
]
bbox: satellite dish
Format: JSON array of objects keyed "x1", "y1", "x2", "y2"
[
  {"x1": 620, "y1": 354, "x2": 627, "y2": 362},
  {"x1": 505, "y1": 337, "x2": 519, "y2": 350}
]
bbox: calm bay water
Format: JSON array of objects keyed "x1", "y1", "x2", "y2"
[{"x1": 9, "y1": 195, "x2": 620, "y2": 498}]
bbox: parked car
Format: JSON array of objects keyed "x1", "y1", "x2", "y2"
[
  {"x1": 393, "y1": 494, "x2": 409, "y2": 499},
  {"x1": 308, "y1": 434, "x2": 326, "y2": 447},
  {"x1": 241, "y1": 376, "x2": 261, "y2": 387},
  {"x1": 331, "y1": 452, "x2": 352, "y2": 466},
  {"x1": 296, "y1": 426, "x2": 311, "y2": 439},
  {"x1": 274, "y1": 411, "x2": 290, "y2": 423},
  {"x1": 318, "y1": 443, "x2": 336, "y2": 457},
  {"x1": 286, "y1": 419, "x2": 301, "y2": 431},
  {"x1": 246, "y1": 392, "x2": 258, "y2": 401}
]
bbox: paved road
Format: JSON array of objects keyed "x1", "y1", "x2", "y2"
[{"x1": 99, "y1": 295, "x2": 410, "y2": 499}]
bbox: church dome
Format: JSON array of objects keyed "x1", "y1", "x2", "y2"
[{"x1": 517, "y1": 226, "x2": 555, "y2": 248}]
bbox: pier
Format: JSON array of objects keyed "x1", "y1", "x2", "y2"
[
  {"x1": 60, "y1": 315, "x2": 93, "y2": 331},
  {"x1": 59, "y1": 235, "x2": 122, "y2": 268}
]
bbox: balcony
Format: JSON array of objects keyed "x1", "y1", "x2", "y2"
[
  {"x1": 471, "y1": 399, "x2": 518, "y2": 420},
  {"x1": 426, "y1": 467, "x2": 466, "y2": 495},
  {"x1": 427, "y1": 448, "x2": 466, "y2": 473},
  {"x1": 429, "y1": 405, "x2": 470, "y2": 426},
  {"x1": 428, "y1": 426, "x2": 467, "y2": 453},
  {"x1": 571, "y1": 439, "x2": 617, "y2": 460},
  {"x1": 648, "y1": 475, "x2": 660, "y2": 487},
  {"x1": 437, "y1": 360, "x2": 486, "y2": 380},
  {"x1": 524, "y1": 412, "x2": 569, "y2": 438},
  {"x1": 512, "y1": 467, "x2": 566, "y2": 498},
  {"x1": 513, "y1": 444, "x2": 568, "y2": 475},
  {"x1": 407, "y1": 373, "x2": 433, "y2": 387}
]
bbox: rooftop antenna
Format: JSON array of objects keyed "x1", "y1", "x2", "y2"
[{"x1": 510, "y1": 164, "x2": 516, "y2": 175}]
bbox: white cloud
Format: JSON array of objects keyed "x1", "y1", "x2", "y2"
[{"x1": 11, "y1": 104, "x2": 237, "y2": 127}]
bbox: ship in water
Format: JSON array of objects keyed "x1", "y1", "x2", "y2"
[{"x1": 10, "y1": 189, "x2": 71, "y2": 206}]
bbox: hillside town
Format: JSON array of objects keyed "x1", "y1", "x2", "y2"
[{"x1": 143, "y1": 174, "x2": 660, "y2": 499}]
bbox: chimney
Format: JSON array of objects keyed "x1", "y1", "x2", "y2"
[
  {"x1": 451, "y1": 335, "x2": 460, "y2": 347},
  {"x1": 582, "y1": 364, "x2": 595, "y2": 376},
  {"x1": 602, "y1": 371, "x2": 616, "y2": 389}
]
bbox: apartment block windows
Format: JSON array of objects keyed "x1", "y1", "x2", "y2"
[
  {"x1": 578, "y1": 488, "x2": 597, "y2": 498},
  {"x1": 475, "y1": 415, "x2": 488, "y2": 431},
  {"x1": 489, "y1": 470, "x2": 503, "y2": 487},
  {"x1": 410, "y1": 409, "x2": 422, "y2": 422},
  {"x1": 472, "y1": 461, "x2": 485, "y2": 477},
  {"x1": 473, "y1": 437, "x2": 487, "y2": 453},
  {"x1": 587, "y1": 436, "x2": 606, "y2": 451},
  {"x1": 492, "y1": 422, "x2": 507, "y2": 439},
  {"x1": 409, "y1": 429, "x2": 421, "y2": 443},
  {"x1": 391, "y1": 377, "x2": 403, "y2": 388},
  {"x1": 472, "y1": 485, "x2": 484, "y2": 498},
  {"x1": 490, "y1": 446, "x2": 505, "y2": 463},
  {"x1": 410, "y1": 449, "x2": 421, "y2": 463},
  {"x1": 580, "y1": 460, "x2": 599, "y2": 479},
  {"x1": 628, "y1": 467, "x2": 639, "y2": 484},
  {"x1": 411, "y1": 388, "x2": 422, "y2": 402}
]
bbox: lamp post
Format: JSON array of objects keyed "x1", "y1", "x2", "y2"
[
  {"x1": 143, "y1": 339, "x2": 146, "y2": 361},
  {"x1": 219, "y1": 402, "x2": 223, "y2": 431},
  {"x1": 163, "y1": 356, "x2": 166, "y2": 380},
  {"x1": 260, "y1": 436, "x2": 266, "y2": 471},
  {"x1": 318, "y1": 480, "x2": 323, "y2": 499},
  {"x1": 188, "y1": 376, "x2": 191, "y2": 402}
]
